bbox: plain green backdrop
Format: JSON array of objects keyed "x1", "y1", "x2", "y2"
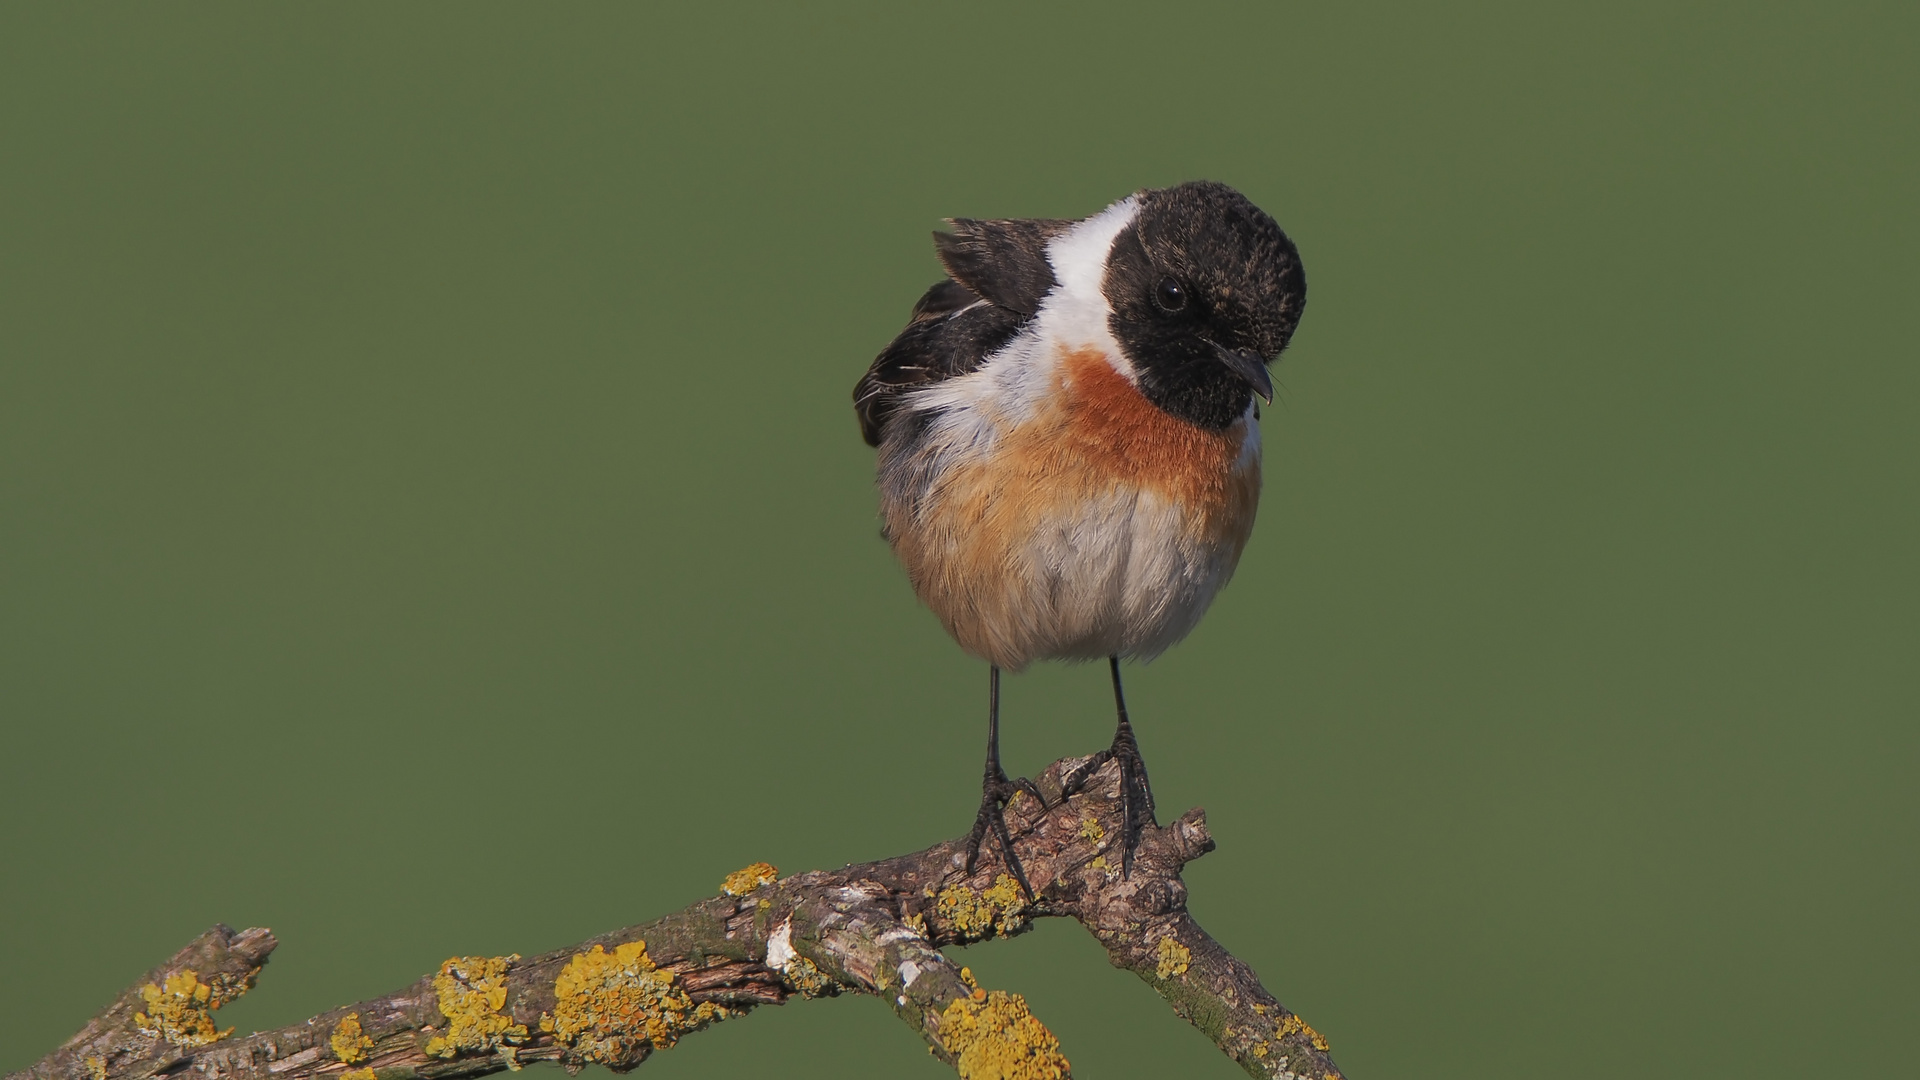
[{"x1": 2, "y1": 3, "x2": 1914, "y2": 1077}]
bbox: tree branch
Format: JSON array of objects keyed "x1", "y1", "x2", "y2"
[{"x1": 10, "y1": 754, "x2": 1344, "y2": 1080}]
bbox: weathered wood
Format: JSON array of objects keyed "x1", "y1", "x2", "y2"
[{"x1": 9, "y1": 754, "x2": 1343, "y2": 1080}]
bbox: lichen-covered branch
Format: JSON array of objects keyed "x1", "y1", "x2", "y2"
[{"x1": 8, "y1": 755, "x2": 1343, "y2": 1080}]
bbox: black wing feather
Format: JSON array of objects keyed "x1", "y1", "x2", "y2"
[
  {"x1": 853, "y1": 216, "x2": 1077, "y2": 447},
  {"x1": 906, "y1": 277, "x2": 980, "y2": 323},
  {"x1": 853, "y1": 279, "x2": 1026, "y2": 447},
  {"x1": 932, "y1": 218, "x2": 1072, "y2": 316}
]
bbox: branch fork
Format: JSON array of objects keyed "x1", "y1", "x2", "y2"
[{"x1": 11, "y1": 753, "x2": 1343, "y2": 1080}]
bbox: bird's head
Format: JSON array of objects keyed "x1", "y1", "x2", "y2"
[{"x1": 1103, "y1": 181, "x2": 1307, "y2": 429}]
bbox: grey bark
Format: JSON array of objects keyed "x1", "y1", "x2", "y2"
[{"x1": 9, "y1": 754, "x2": 1344, "y2": 1080}]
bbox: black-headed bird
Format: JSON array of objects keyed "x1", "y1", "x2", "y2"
[{"x1": 854, "y1": 180, "x2": 1307, "y2": 892}]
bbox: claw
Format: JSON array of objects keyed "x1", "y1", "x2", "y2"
[
  {"x1": 1061, "y1": 735, "x2": 1156, "y2": 879},
  {"x1": 1114, "y1": 742, "x2": 1153, "y2": 879},
  {"x1": 1012, "y1": 776, "x2": 1047, "y2": 809},
  {"x1": 963, "y1": 773, "x2": 1038, "y2": 901}
]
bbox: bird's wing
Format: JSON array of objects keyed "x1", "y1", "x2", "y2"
[
  {"x1": 905, "y1": 277, "x2": 981, "y2": 323},
  {"x1": 852, "y1": 218, "x2": 1077, "y2": 447},
  {"x1": 932, "y1": 218, "x2": 1073, "y2": 315},
  {"x1": 853, "y1": 278, "x2": 1027, "y2": 447}
]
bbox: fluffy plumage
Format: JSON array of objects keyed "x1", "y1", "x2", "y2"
[{"x1": 855, "y1": 181, "x2": 1305, "y2": 671}]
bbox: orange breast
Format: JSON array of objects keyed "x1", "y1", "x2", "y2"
[
  {"x1": 1046, "y1": 346, "x2": 1248, "y2": 509},
  {"x1": 966, "y1": 346, "x2": 1258, "y2": 552},
  {"x1": 884, "y1": 345, "x2": 1261, "y2": 668},
  {"x1": 913, "y1": 346, "x2": 1261, "y2": 547}
]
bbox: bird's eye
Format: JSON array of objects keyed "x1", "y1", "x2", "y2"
[{"x1": 1154, "y1": 276, "x2": 1187, "y2": 312}]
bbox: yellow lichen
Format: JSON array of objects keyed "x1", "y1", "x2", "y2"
[
  {"x1": 341, "y1": 1070, "x2": 377, "y2": 1080},
  {"x1": 936, "y1": 874, "x2": 1029, "y2": 939},
  {"x1": 330, "y1": 1012, "x2": 374, "y2": 1063},
  {"x1": 1077, "y1": 816, "x2": 1105, "y2": 848},
  {"x1": 939, "y1": 988, "x2": 1071, "y2": 1080},
  {"x1": 781, "y1": 953, "x2": 836, "y2": 997},
  {"x1": 133, "y1": 970, "x2": 232, "y2": 1047},
  {"x1": 423, "y1": 955, "x2": 528, "y2": 1058},
  {"x1": 548, "y1": 940, "x2": 729, "y2": 1069},
  {"x1": 721, "y1": 862, "x2": 778, "y2": 896},
  {"x1": 1275, "y1": 1011, "x2": 1331, "y2": 1052},
  {"x1": 1154, "y1": 936, "x2": 1191, "y2": 980},
  {"x1": 980, "y1": 874, "x2": 1025, "y2": 914},
  {"x1": 903, "y1": 911, "x2": 929, "y2": 939},
  {"x1": 84, "y1": 1057, "x2": 107, "y2": 1080},
  {"x1": 204, "y1": 965, "x2": 261, "y2": 1006}
]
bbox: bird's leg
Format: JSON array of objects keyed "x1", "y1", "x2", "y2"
[
  {"x1": 1062, "y1": 656, "x2": 1158, "y2": 877},
  {"x1": 1105, "y1": 655, "x2": 1157, "y2": 876},
  {"x1": 963, "y1": 665, "x2": 1043, "y2": 900}
]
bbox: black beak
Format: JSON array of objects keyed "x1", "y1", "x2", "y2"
[{"x1": 1212, "y1": 344, "x2": 1274, "y2": 404}]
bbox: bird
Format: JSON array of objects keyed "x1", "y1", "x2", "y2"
[{"x1": 852, "y1": 180, "x2": 1307, "y2": 893}]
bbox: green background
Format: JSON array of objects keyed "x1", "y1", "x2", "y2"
[{"x1": 3, "y1": 3, "x2": 1914, "y2": 1076}]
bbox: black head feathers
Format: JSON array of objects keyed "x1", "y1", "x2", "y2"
[
  {"x1": 1105, "y1": 181, "x2": 1308, "y2": 429},
  {"x1": 855, "y1": 182, "x2": 1307, "y2": 443}
]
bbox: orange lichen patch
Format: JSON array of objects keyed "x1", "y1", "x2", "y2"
[
  {"x1": 939, "y1": 987, "x2": 1071, "y2": 1080},
  {"x1": 330, "y1": 1012, "x2": 375, "y2": 1063},
  {"x1": 83, "y1": 1057, "x2": 107, "y2": 1080},
  {"x1": 1276, "y1": 1010, "x2": 1331, "y2": 1052},
  {"x1": 720, "y1": 862, "x2": 778, "y2": 897},
  {"x1": 1154, "y1": 935, "x2": 1192, "y2": 980},
  {"x1": 423, "y1": 955, "x2": 528, "y2": 1058},
  {"x1": 936, "y1": 875, "x2": 1029, "y2": 940},
  {"x1": 133, "y1": 970, "x2": 232, "y2": 1047},
  {"x1": 547, "y1": 940, "x2": 728, "y2": 1069}
]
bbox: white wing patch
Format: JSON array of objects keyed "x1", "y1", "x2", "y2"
[{"x1": 906, "y1": 196, "x2": 1142, "y2": 447}]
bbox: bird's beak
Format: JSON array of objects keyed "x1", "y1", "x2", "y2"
[{"x1": 1212, "y1": 344, "x2": 1275, "y2": 404}]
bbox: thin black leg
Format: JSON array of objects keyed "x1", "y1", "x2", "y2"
[
  {"x1": 1108, "y1": 655, "x2": 1156, "y2": 876},
  {"x1": 1063, "y1": 656, "x2": 1158, "y2": 877},
  {"x1": 962, "y1": 665, "x2": 1042, "y2": 899}
]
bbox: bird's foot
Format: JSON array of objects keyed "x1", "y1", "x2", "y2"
[
  {"x1": 1062, "y1": 729, "x2": 1157, "y2": 877},
  {"x1": 962, "y1": 770, "x2": 1044, "y2": 901}
]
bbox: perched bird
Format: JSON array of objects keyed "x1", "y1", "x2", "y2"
[{"x1": 853, "y1": 180, "x2": 1306, "y2": 891}]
